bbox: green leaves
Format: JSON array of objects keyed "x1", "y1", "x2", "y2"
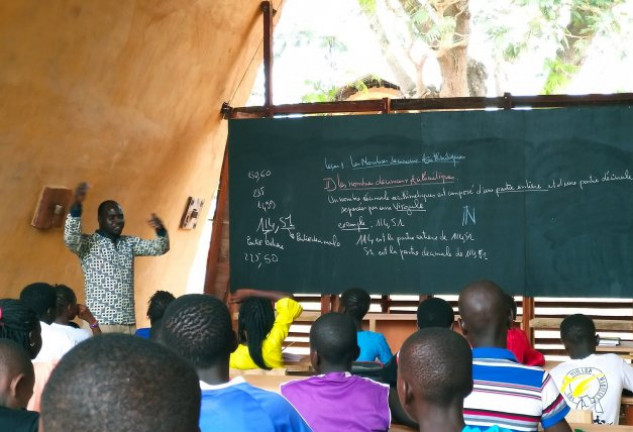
[
  {"x1": 542, "y1": 57, "x2": 578, "y2": 94},
  {"x1": 301, "y1": 80, "x2": 339, "y2": 103}
]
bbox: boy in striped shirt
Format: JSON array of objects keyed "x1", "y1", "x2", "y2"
[{"x1": 458, "y1": 280, "x2": 571, "y2": 432}]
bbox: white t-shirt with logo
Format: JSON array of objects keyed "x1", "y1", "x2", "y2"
[{"x1": 550, "y1": 353, "x2": 633, "y2": 424}]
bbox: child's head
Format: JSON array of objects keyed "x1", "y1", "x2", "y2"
[
  {"x1": 416, "y1": 297, "x2": 455, "y2": 329},
  {"x1": 0, "y1": 299, "x2": 42, "y2": 359},
  {"x1": 397, "y1": 328, "x2": 472, "y2": 422},
  {"x1": 19, "y1": 282, "x2": 57, "y2": 324},
  {"x1": 54, "y1": 284, "x2": 78, "y2": 321},
  {"x1": 458, "y1": 280, "x2": 508, "y2": 347},
  {"x1": 0, "y1": 339, "x2": 35, "y2": 409},
  {"x1": 41, "y1": 334, "x2": 201, "y2": 432},
  {"x1": 560, "y1": 314, "x2": 597, "y2": 351},
  {"x1": 159, "y1": 294, "x2": 236, "y2": 370},
  {"x1": 237, "y1": 297, "x2": 275, "y2": 369},
  {"x1": 339, "y1": 287, "x2": 370, "y2": 325},
  {"x1": 309, "y1": 312, "x2": 359, "y2": 373},
  {"x1": 146, "y1": 290, "x2": 176, "y2": 327}
]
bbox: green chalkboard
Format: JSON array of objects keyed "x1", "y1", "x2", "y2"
[{"x1": 229, "y1": 106, "x2": 633, "y2": 297}]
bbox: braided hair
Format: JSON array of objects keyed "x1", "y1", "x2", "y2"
[
  {"x1": 54, "y1": 284, "x2": 77, "y2": 318},
  {"x1": 340, "y1": 287, "x2": 370, "y2": 326},
  {"x1": 237, "y1": 297, "x2": 274, "y2": 370},
  {"x1": 0, "y1": 299, "x2": 40, "y2": 359}
]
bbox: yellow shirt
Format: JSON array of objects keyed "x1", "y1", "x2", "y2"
[{"x1": 230, "y1": 297, "x2": 303, "y2": 370}]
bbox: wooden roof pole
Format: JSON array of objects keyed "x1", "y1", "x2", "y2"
[
  {"x1": 262, "y1": 1, "x2": 274, "y2": 108},
  {"x1": 226, "y1": 92, "x2": 633, "y2": 118},
  {"x1": 204, "y1": 3, "x2": 276, "y2": 297}
]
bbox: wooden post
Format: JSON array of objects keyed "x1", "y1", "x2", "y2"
[
  {"x1": 331, "y1": 294, "x2": 340, "y2": 312},
  {"x1": 261, "y1": 1, "x2": 274, "y2": 107},
  {"x1": 503, "y1": 92, "x2": 513, "y2": 110},
  {"x1": 202, "y1": 146, "x2": 229, "y2": 297},
  {"x1": 320, "y1": 294, "x2": 336, "y2": 314},
  {"x1": 380, "y1": 295, "x2": 391, "y2": 313},
  {"x1": 522, "y1": 296, "x2": 535, "y2": 344},
  {"x1": 382, "y1": 97, "x2": 391, "y2": 114}
]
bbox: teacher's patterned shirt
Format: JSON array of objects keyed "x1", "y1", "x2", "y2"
[{"x1": 64, "y1": 211, "x2": 169, "y2": 325}]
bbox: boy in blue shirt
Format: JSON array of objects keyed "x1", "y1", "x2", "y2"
[{"x1": 159, "y1": 294, "x2": 312, "y2": 432}]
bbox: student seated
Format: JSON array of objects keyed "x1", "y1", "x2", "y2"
[
  {"x1": 550, "y1": 314, "x2": 633, "y2": 425},
  {"x1": 0, "y1": 300, "x2": 42, "y2": 361},
  {"x1": 504, "y1": 294, "x2": 544, "y2": 366},
  {"x1": 0, "y1": 298, "x2": 47, "y2": 413},
  {"x1": 281, "y1": 312, "x2": 390, "y2": 432},
  {"x1": 339, "y1": 287, "x2": 392, "y2": 364},
  {"x1": 229, "y1": 288, "x2": 303, "y2": 370},
  {"x1": 159, "y1": 294, "x2": 311, "y2": 432},
  {"x1": 382, "y1": 297, "x2": 456, "y2": 385},
  {"x1": 19, "y1": 283, "x2": 73, "y2": 362},
  {"x1": 459, "y1": 280, "x2": 571, "y2": 432},
  {"x1": 52, "y1": 284, "x2": 101, "y2": 344},
  {"x1": 40, "y1": 334, "x2": 200, "y2": 432},
  {"x1": 134, "y1": 290, "x2": 175, "y2": 340},
  {"x1": 398, "y1": 327, "x2": 511, "y2": 432},
  {"x1": 382, "y1": 296, "x2": 456, "y2": 428},
  {"x1": 0, "y1": 339, "x2": 39, "y2": 432}
]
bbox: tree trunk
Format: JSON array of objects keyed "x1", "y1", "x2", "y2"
[
  {"x1": 437, "y1": 1, "x2": 470, "y2": 97},
  {"x1": 359, "y1": 1, "x2": 417, "y2": 95},
  {"x1": 468, "y1": 58, "x2": 487, "y2": 97}
]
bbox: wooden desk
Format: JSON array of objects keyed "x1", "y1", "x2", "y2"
[
  {"x1": 283, "y1": 353, "x2": 314, "y2": 374},
  {"x1": 597, "y1": 341, "x2": 633, "y2": 358},
  {"x1": 568, "y1": 423, "x2": 633, "y2": 431}
]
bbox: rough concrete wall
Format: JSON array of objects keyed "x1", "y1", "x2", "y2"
[{"x1": 0, "y1": 0, "x2": 280, "y2": 325}]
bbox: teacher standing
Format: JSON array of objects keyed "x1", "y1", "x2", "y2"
[{"x1": 64, "y1": 182, "x2": 170, "y2": 334}]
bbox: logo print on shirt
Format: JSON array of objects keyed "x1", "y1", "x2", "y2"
[{"x1": 561, "y1": 367, "x2": 608, "y2": 416}]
